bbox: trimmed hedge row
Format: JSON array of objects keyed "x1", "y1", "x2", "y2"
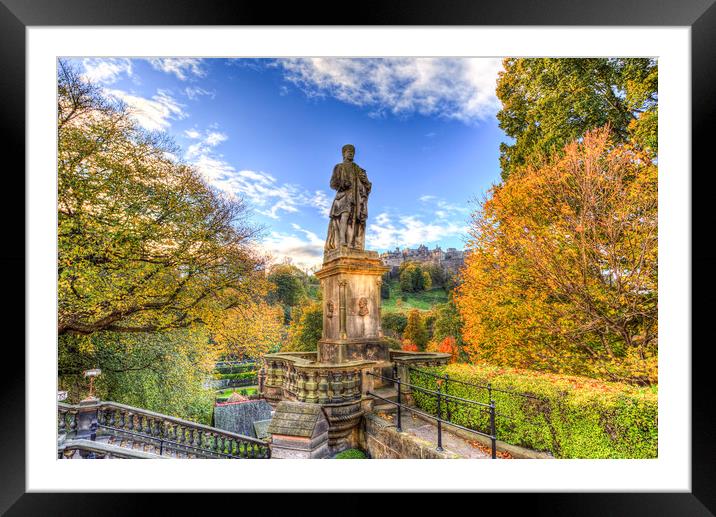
[
  {"x1": 409, "y1": 363, "x2": 657, "y2": 459},
  {"x1": 213, "y1": 371, "x2": 257, "y2": 381},
  {"x1": 215, "y1": 363, "x2": 257, "y2": 375}
]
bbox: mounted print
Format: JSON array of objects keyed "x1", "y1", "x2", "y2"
[{"x1": 56, "y1": 56, "x2": 658, "y2": 461}]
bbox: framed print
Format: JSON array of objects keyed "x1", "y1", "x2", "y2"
[{"x1": 4, "y1": 0, "x2": 714, "y2": 514}]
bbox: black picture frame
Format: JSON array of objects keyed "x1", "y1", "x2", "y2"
[{"x1": 4, "y1": 0, "x2": 712, "y2": 514}]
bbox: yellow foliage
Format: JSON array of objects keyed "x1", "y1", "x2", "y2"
[{"x1": 456, "y1": 127, "x2": 657, "y2": 385}]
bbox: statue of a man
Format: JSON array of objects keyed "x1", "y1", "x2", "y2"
[{"x1": 325, "y1": 144, "x2": 372, "y2": 252}]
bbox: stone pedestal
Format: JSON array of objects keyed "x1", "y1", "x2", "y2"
[{"x1": 315, "y1": 246, "x2": 390, "y2": 364}]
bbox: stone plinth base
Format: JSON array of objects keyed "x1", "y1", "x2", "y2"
[
  {"x1": 315, "y1": 246, "x2": 389, "y2": 359},
  {"x1": 318, "y1": 338, "x2": 390, "y2": 364},
  {"x1": 270, "y1": 434, "x2": 330, "y2": 459}
]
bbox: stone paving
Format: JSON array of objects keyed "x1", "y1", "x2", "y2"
[{"x1": 377, "y1": 409, "x2": 492, "y2": 459}]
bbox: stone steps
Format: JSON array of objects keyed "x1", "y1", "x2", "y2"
[{"x1": 370, "y1": 386, "x2": 400, "y2": 413}]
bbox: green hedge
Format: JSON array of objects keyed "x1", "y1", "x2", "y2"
[
  {"x1": 213, "y1": 371, "x2": 257, "y2": 381},
  {"x1": 215, "y1": 364, "x2": 257, "y2": 375},
  {"x1": 409, "y1": 363, "x2": 657, "y2": 459}
]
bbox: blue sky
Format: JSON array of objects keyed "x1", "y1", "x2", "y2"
[{"x1": 71, "y1": 57, "x2": 508, "y2": 270}]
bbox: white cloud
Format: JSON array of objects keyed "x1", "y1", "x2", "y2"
[
  {"x1": 185, "y1": 129, "x2": 328, "y2": 221},
  {"x1": 276, "y1": 57, "x2": 503, "y2": 123},
  {"x1": 184, "y1": 86, "x2": 216, "y2": 100},
  {"x1": 81, "y1": 58, "x2": 132, "y2": 85},
  {"x1": 199, "y1": 163, "x2": 326, "y2": 221},
  {"x1": 184, "y1": 128, "x2": 228, "y2": 160},
  {"x1": 103, "y1": 88, "x2": 186, "y2": 131},
  {"x1": 367, "y1": 212, "x2": 467, "y2": 250},
  {"x1": 310, "y1": 190, "x2": 331, "y2": 218},
  {"x1": 147, "y1": 58, "x2": 206, "y2": 81},
  {"x1": 260, "y1": 228, "x2": 324, "y2": 271},
  {"x1": 419, "y1": 195, "x2": 470, "y2": 218}
]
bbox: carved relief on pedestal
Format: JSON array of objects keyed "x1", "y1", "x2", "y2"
[
  {"x1": 326, "y1": 300, "x2": 335, "y2": 318},
  {"x1": 357, "y1": 297, "x2": 369, "y2": 317}
]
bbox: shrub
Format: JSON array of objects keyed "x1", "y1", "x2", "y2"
[
  {"x1": 409, "y1": 363, "x2": 657, "y2": 459},
  {"x1": 334, "y1": 448, "x2": 367, "y2": 459}
]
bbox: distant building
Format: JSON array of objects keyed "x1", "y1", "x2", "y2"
[{"x1": 380, "y1": 245, "x2": 465, "y2": 275}]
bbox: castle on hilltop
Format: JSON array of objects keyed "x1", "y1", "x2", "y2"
[{"x1": 379, "y1": 244, "x2": 465, "y2": 275}]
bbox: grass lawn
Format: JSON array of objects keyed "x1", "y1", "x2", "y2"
[
  {"x1": 381, "y1": 281, "x2": 449, "y2": 312},
  {"x1": 215, "y1": 386, "x2": 258, "y2": 399}
]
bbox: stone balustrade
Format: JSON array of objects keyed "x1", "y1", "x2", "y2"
[
  {"x1": 390, "y1": 350, "x2": 452, "y2": 396},
  {"x1": 58, "y1": 400, "x2": 270, "y2": 459},
  {"x1": 261, "y1": 353, "x2": 373, "y2": 406}
]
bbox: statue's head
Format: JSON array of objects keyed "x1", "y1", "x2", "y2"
[{"x1": 342, "y1": 144, "x2": 355, "y2": 161}]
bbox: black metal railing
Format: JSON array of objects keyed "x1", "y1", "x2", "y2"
[
  {"x1": 408, "y1": 366, "x2": 547, "y2": 402},
  {"x1": 367, "y1": 366, "x2": 497, "y2": 458},
  {"x1": 408, "y1": 365, "x2": 552, "y2": 425}
]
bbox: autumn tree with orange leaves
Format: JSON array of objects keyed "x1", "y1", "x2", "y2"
[{"x1": 456, "y1": 127, "x2": 657, "y2": 385}]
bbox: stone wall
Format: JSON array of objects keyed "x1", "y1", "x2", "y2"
[{"x1": 361, "y1": 413, "x2": 459, "y2": 459}]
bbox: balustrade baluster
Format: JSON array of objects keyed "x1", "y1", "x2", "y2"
[
  {"x1": 127, "y1": 413, "x2": 134, "y2": 432},
  {"x1": 69, "y1": 411, "x2": 78, "y2": 433},
  {"x1": 58, "y1": 410, "x2": 67, "y2": 434}
]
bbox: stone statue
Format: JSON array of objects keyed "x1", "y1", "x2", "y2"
[{"x1": 325, "y1": 144, "x2": 371, "y2": 252}]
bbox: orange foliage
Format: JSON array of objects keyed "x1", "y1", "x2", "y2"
[
  {"x1": 401, "y1": 339, "x2": 419, "y2": 352},
  {"x1": 456, "y1": 127, "x2": 657, "y2": 385},
  {"x1": 428, "y1": 336, "x2": 458, "y2": 363}
]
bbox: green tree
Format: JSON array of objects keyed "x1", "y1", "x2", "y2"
[
  {"x1": 399, "y1": 262, "x2": 426, "y2": 292},
  {"x1": 496, "y1": 58, "x2": 657, "y2": 180},
  {"x1": 58, "y1": 330, "x2": 216, "y2": 424},
  {"x1": 424, "y1": 263, "x2": 446, "y2": 288},
  {"x1": 382, "y1": 312, "x2": 408, "y2": 338},
  {"x1": 422, "y1": 271, "x2": 432, "y2": 291},
  {"x1": 58, "y1": 60, "x2": 266, "y2": 336},
  {"x1": 284, "y1": 302, "x2": 323, "y2": 352},
  {"x1": 431, "y1": 300, "x2": 467, "y2": 361},
  {"x1": 380, "y1": 273, "x2": 391, "y2": 299},
  {"x1": 266, "y1": 263, "x2": 308, "y2": 322},
  {"x1": 399, "y1": 263, "x2": 417, "y2": 292},
  {"x1": 403, "y1": 310, "x2": 428, "y2": 351}
]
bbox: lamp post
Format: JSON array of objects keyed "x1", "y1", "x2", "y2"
[
  {"x1": 77, "y1": 369, "x2": 102, "y2": 442},
  {"x1": 82, "y1": 368, "x2": 101, "y2": 402}
]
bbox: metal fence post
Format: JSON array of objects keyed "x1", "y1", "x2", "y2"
[
  {"x1": 393, "y1": 364, "x2": 402, "y2": 432},
  {"x1": 445, "y1": 373, "x2": 451, "y2": 422},
  {"x1": 436, "y1": 385, "x2": 443, "y2": 452},
  {"x1": 489, "y1": 398, "x2": 496, "y2": 459}
]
